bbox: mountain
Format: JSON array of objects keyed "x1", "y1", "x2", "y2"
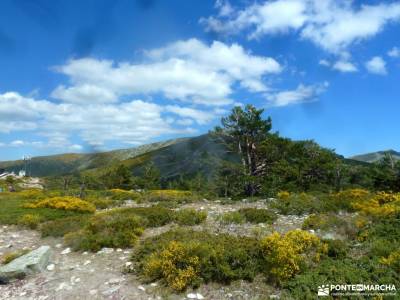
[
  {"x1": 0, "y1": 138, "x2": 187, "y2": 177},
  {"x1": 0, "y1": 134, "x2": 234, "y2": 179},
  {"x1": 350, "y1": 150, "x2": 400, "y2": 163}
]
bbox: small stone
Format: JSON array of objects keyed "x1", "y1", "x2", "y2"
[
  {"x1": 125, "y1": 262, "x2": 133, "y2": 267},
  {"x1": 19, "y1": 292, "x2": 27, "y2": 296},
  {"x1": 46, "y1": 264, "x2": 55, "y2": 271},
  {"x1": 61, "y1": 248, "x2": 71, "y2": 255},
  {"x1": 102, "y1": 286, "x2": 120, "y2": 296},
  {"x1": 83, "y1": 260, "x2": 91, "y2": 266},
  {"x1": 196, "y1": 293, "x2": 204, "y2": 299},
  {"x1": 56, "y1": 282, "x2": 72, "y2": 291},
  {"x1": 150, "y1": 283, "x2": 157, "y2": 287},
  {"x1": 108, "y1": 278, "x2": 125, "y2": 285},
  {"x1": 82, "y1": 251, "x2": 88, "y2": 255},
  {"x1": 89, "y1": 289, "x2": 98, "y2": 295},
  {"x1": 116, "y1": 248, "x2": 123, "y2": 252},
  {"x1": 138, "y1": 285, "x2": 146, "y2": 291},
  {"x1": 187, "y1": 293, "x2": 197, "y2": 299},
  {"x1": 55, "y1": 244, "x2": 62, "y2": 249},
  {"x1": 119, "y1": 256, "x2": 127, "y2": 260}
]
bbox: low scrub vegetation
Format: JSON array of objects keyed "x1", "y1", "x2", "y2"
[
  {"x1": 64, "y1": 209, "x2": 146, "y2": 251},
  {"x1": 260, "y1": 230, "x2": 327, "y2": 284},
  {"x1": 1, "y1": 249, "x2": 30, "y2": 265},
  {"x1": 219, "y1": 208, "x2": 276, "y2": 224},
  {"x1": 24, "y1": 196, "x2": 96, "y2": 213},
  {"x1": 143, "y1": 190, "x2": 198, "y2": 203},
  {"x1": 133, "y1": 228, "x2": 329, "y2": 291},
  {"x1": 17, "y1": 214, "x2": 42, "y2": 229},
  {"x1": 174, "y1": 209, "x2": 207, "y2": 226},
  {"x1": 135, "y1": 229, "x2": 263, "y2": 291}
]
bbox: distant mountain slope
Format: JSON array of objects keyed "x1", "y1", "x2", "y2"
[
  {"x1": 0, "y1": 135, "x2": 234, "y2": 179},
  {"x1": 0, "y1": 138, "x2": 187, "y2": 177},
  {"x1": 350, "y1": 150, "x2": 400, "y2": 163}
]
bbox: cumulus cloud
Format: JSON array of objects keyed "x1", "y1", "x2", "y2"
[
  {"x1": 365, "y1": 56, "x2": 387, "y2": 75},
  {"x1": 332, "y1": 60, "x2": 358, "y2": 73},
  {"x1": 52, "y1": 39, "x2": 281, "y2": 106},
  {"x1": 266, "y1": 82, "x2": 328, "y2": 107},
  {"x1": 0, "y1": 91, "x2": 197, "y2": 149},
  {"x1": 202, "y1": 0, "x2": 400, "y2": 53},
  {"x1": 388, "y1": 47, "x2": 400, "y2": 58},
  {"x1": 319, "y1": 58, "x2": 358, "y2": 73},
  {"x1": 51, "y1": 84, "x2": 117, "y2": 104}
]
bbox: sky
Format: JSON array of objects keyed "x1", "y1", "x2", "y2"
[{"x1": 0, "y1": 0, "x2": 399, "y2": 161}]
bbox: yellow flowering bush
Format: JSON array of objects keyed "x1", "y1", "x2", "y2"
[
  {"x1": 352, "y1": 192, "x2": 400, "y2": 218},
  {"x1": 277, "y1": 191, "x2": 290, "y2": 200},
  {"x1": 333, "y1": 188, "x2": 371, "y2": 201},
  {"x1": 260, "y1": 230, "x2": 327, "y2": 284},
  {"x1": 17, "y1": 214, "x2": 42, "y2": 229},
  {"x1": 24, "y1": 196, "x2": 96, "y2": 213},
  {"x1": 144, "y1": 190, "x2": 196, "y2": 202},
  {"x1": 1, "y1": 249, "x2": 29, "y2": 265},
  {"x1": 17, "y1": 189, "x2": 44, "y2": 199},
  {"x1": 143, "y1": 241, "x2": 200, "y2": 291},
  {"x1": 108, "y1": 189, "x2": 140, "y2": 200},
  {"x1": 380, "y1": 250, "x2": 400, "y2": 272}
]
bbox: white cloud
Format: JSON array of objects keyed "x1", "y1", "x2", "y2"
[
  {"x1": 388, "y1": 46, "x2": 400, "y2": 58},
  {"x1": 215, "y1": 0, "x2": 234, "y2": 17},
  {"x1": 365, "y1": 56, "x2": 387, "y2": 75},
  {"x1": 164, "y1": 105, "x2": 215, "y2": 125},
  {"x1": 0, "y1": 91, "x2": 219, "y2": 150},
  {"x1": 319, "y1": 59, "x2": 330, "y2": 67},
  {"x1": 332, "y1": 60, "x2": 358, "y2": 73},
  {"x1": 10, "y1": 140, "x2": 25, "y2": 147},
  {"x1": 53, "y1": 39, "x2": 281, "y2": 106},
  {"x1": 202, "y1": 0, "x2": 400, "y2": 53},
  {"x1": 51, "y1": 84, "x2": 117, "y2": 104},
  {"x1": 266, "y1": 82, "x2": 328, "y2": 107}
]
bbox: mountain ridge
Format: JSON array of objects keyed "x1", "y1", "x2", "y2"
[{"x1": 350, "y1": 149, "x2": 400, "y2": 163}]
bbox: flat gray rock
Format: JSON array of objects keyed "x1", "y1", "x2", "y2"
[{"x1": 0, "y1": 245, "x2": 51, "y2": 282}]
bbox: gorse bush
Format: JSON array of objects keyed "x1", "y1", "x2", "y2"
[
  {"x1": 129, "y1": 207, "x2": 174, "y2": 227},
  {"x1": 64, "y1": 209, "x2": 145, "y2": 251},
  {"x1": 301, "y1": 213, "x2": 358, "y2": 239},
  {"x1": 352, "y1": 191, "x2": 400, "y2": 218},
  {"x1": 17, "y1": 214, "x2": 42, "y2": 229},
  {"x1": 17, "y1": 189, "x2": 45, "y2": 200},
  {"x1": 174, "y1": 209, "x2": 207, "y2": 226},
  {"x1": 143, "y1": 241, "x2": 201, "y2": 291},
  {"x1": 277, "y1": 191, "x2": 290, "y2": 200},
  {"x1": 135, "y1": 229, "x2": 263, "y2": 291},
  {"x1": 143, "y1": 190, "x2": 197, "y2": 203},
  {"x1": 39, "y1": 215, "x2": 90, "y2": 237},
  {"x1": 24, "y1": 196, "x2": 96, "y2": 213},
  {"x1": 108, "y1": 189, "x2": 140, "y2": 200},
  {"x1": 218, "y1": 211, "x2": 245, "y2": 224},
  {"x1": 63, "y1": 207, "x2": 183, "y2": 251},
  {"x1": 219, "y1": 208, "x2": 276, "y2": 224},
  {"x1": 238, "y1": 208, "x2": 277, "y2": 224},
  {"x1": 380, "y1": 249, "x2": 400, "y2": 272},
  {"x1": 260, "y1": 230, "x2": 327, "y2": 284},
  {"x1": 1, "y1": 249, "x2": 29, "y2": 265}
]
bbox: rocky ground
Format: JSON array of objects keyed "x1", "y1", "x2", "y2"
[{"x1": 0, "y1": 200, "x2": 306, "y2": 300}]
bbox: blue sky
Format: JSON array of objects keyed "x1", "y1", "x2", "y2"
[{"x1": 0, "y1": 0, "x2": 399, "y2": 161}]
